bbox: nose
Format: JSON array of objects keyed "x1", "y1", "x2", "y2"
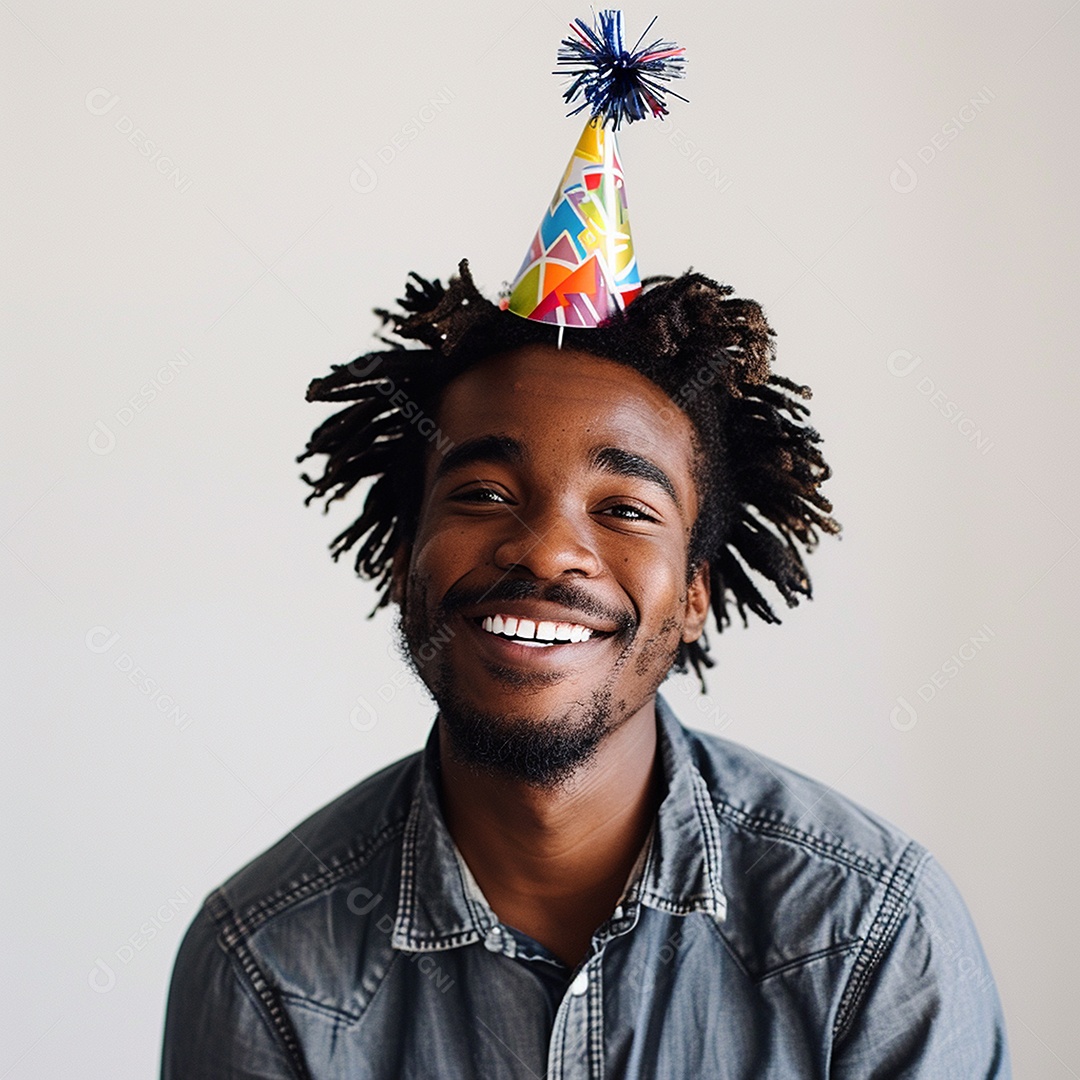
[{"x1": 492, "y1": 499, "x2": 601, "y2": 580}]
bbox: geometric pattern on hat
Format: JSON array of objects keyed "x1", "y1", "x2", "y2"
[{"x1": 507, "y1": 117, "x2": 640, "y2": 327}]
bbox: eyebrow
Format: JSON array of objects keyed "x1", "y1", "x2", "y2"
[
  {"x1": 590, "y1": 446, "x2": 681, "y2": 507},
  {"x1": 433, "y1": 435, "x2": 681, "y2": 508},
  {"x1": 433, "y1": 435, "x2": 525, "y2": 482}
]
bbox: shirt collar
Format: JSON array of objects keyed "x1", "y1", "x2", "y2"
[{"x1": 391, "y1": 693, "x2": 726, "y2": 953}]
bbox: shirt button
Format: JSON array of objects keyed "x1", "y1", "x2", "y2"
[
  {"x1": 484, "y1": 927, "x2": 501, "y2": 952},
  {"x1": 612, "y1": 905, "x2": 624, "y2": 921},
  {"x1": 569, "y1": 969, "x2": 589, "y2": 996}
]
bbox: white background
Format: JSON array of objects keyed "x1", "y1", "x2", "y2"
[{"x1": 3, "y1": 0, "x2": 1077, "y2": 1075}]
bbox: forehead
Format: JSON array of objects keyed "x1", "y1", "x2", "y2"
[{"x1": 434, "y1": 343, "x2": 697, "y2": 470}]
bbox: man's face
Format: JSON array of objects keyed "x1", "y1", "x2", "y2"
[{"x1": 398, "y1": 343, "x2": 710, "y2": 787}]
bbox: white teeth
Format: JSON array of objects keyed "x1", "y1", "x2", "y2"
[{"x1": 478, "y1": 614, "x2": 598, "y2": 644}]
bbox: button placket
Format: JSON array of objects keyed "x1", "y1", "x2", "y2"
[{"x1": 542, "y1": 892, "x2": 644, "y2": 1078}]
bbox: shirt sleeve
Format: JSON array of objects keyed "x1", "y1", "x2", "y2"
[
  {"x1": 830, "y1": 855, "x2": 1011, "y2": 1079},
  {"x1": 160, "y1": 901, "x2": 308, "y2": 1080}
]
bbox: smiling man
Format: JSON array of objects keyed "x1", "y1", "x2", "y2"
[
  {"x1": 401, "y1": 340, "x2": 709, "y2": 970},
  {"x1": 161, "y1": 262, "x2": 1010, "y2": 1078}
]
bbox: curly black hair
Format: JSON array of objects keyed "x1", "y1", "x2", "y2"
[{"x1": 298, "y1": 259, "x2": 839, "y2": 687}]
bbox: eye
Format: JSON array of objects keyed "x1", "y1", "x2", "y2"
[
  {"x1": 450, "y1": 485, "x2": 509, "y2": 505},
  {"x1": 599, "y1": 501, "x2": 660, "y2": 523}
]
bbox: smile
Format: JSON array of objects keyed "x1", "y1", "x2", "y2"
[{"x1": 479, "y1": 614, "x2": 596, "y2": 646}]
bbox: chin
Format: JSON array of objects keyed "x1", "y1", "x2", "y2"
[{"x1": 436, "y1": 685, "x2": 615, "y2": 789}]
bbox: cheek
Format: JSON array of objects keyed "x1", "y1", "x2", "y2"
[
  {"x1": 620, "y1": 550, "x2": 691, "y2": 673},
  {"x1": 633, "y1": 616, "x2": 683, "y2": 677},
  {"x1": 410, "y1": 522, "x2": 485, "y2": 583},
  {"x1": 621, "y1": 538, "x2": 690, "y2": 605}
]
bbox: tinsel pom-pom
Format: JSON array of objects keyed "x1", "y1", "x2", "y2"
[{"x1": 556, "y1": 10, "x2": 687, "y2": 129}]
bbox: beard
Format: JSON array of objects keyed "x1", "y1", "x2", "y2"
[
  {"x1": 429, "y1": 678, "x2": 614, "y2": 790},
  {"x1": 397, "y1": 575, "x2": 638, "y2": 791}
]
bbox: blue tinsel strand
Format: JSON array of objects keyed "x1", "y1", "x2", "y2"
[{"x1": 556, "y1": 10, "x2": 687, "y2": 130}]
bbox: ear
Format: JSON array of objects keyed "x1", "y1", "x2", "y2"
[
  {"x1": 389, "y1": 542, "x2": 412, "y2": 607},
  {"x1": 681, "y1": 562, "x2": 711, "y2": 643}
]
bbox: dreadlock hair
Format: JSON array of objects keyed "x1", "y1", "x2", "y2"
[{"x1": 298, "y1": 259, "x2": 840, "y2": 689}]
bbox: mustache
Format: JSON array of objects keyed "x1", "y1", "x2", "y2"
[{"x1": 440, "y1": 577, "x2": 636, "y2": 635}]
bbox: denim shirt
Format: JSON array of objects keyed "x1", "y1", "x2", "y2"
[{"x1": 161, "y1": 697, "x2": 1010, "y2": 1078}]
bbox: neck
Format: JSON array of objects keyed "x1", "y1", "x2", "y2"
[{"x1": 436, "y1": 699, "x2": 662, "y2": 964}]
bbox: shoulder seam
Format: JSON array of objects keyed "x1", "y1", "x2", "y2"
[
  {"x1": 714, "y1": 800, "x2": 893, "y2": 880},
  {"x1": 831, "y1": 840, "x2": 930, "y2": 1045},
  {"x1": 207, "y1": 890, "x2": 313, "y2": 1080},
  {"x1": 232, "y1": 815, "x2": 407, "y2": 937}
]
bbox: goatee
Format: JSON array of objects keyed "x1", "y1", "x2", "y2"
[
  {"x1": 436, "y1": 684, "x2": 614, "y2": 790},
  {"x1": 397, "y1": 577, "x2": 633, "y2": 790}
]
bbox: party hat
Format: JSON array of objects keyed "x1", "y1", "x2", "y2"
[{"x1": 506, "y1": 11, "x2": 686, "y2": 328}]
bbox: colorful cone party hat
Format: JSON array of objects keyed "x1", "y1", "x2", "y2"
[{"x1": 506, "y1": 11, "x2": 686, "y2": 329}]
